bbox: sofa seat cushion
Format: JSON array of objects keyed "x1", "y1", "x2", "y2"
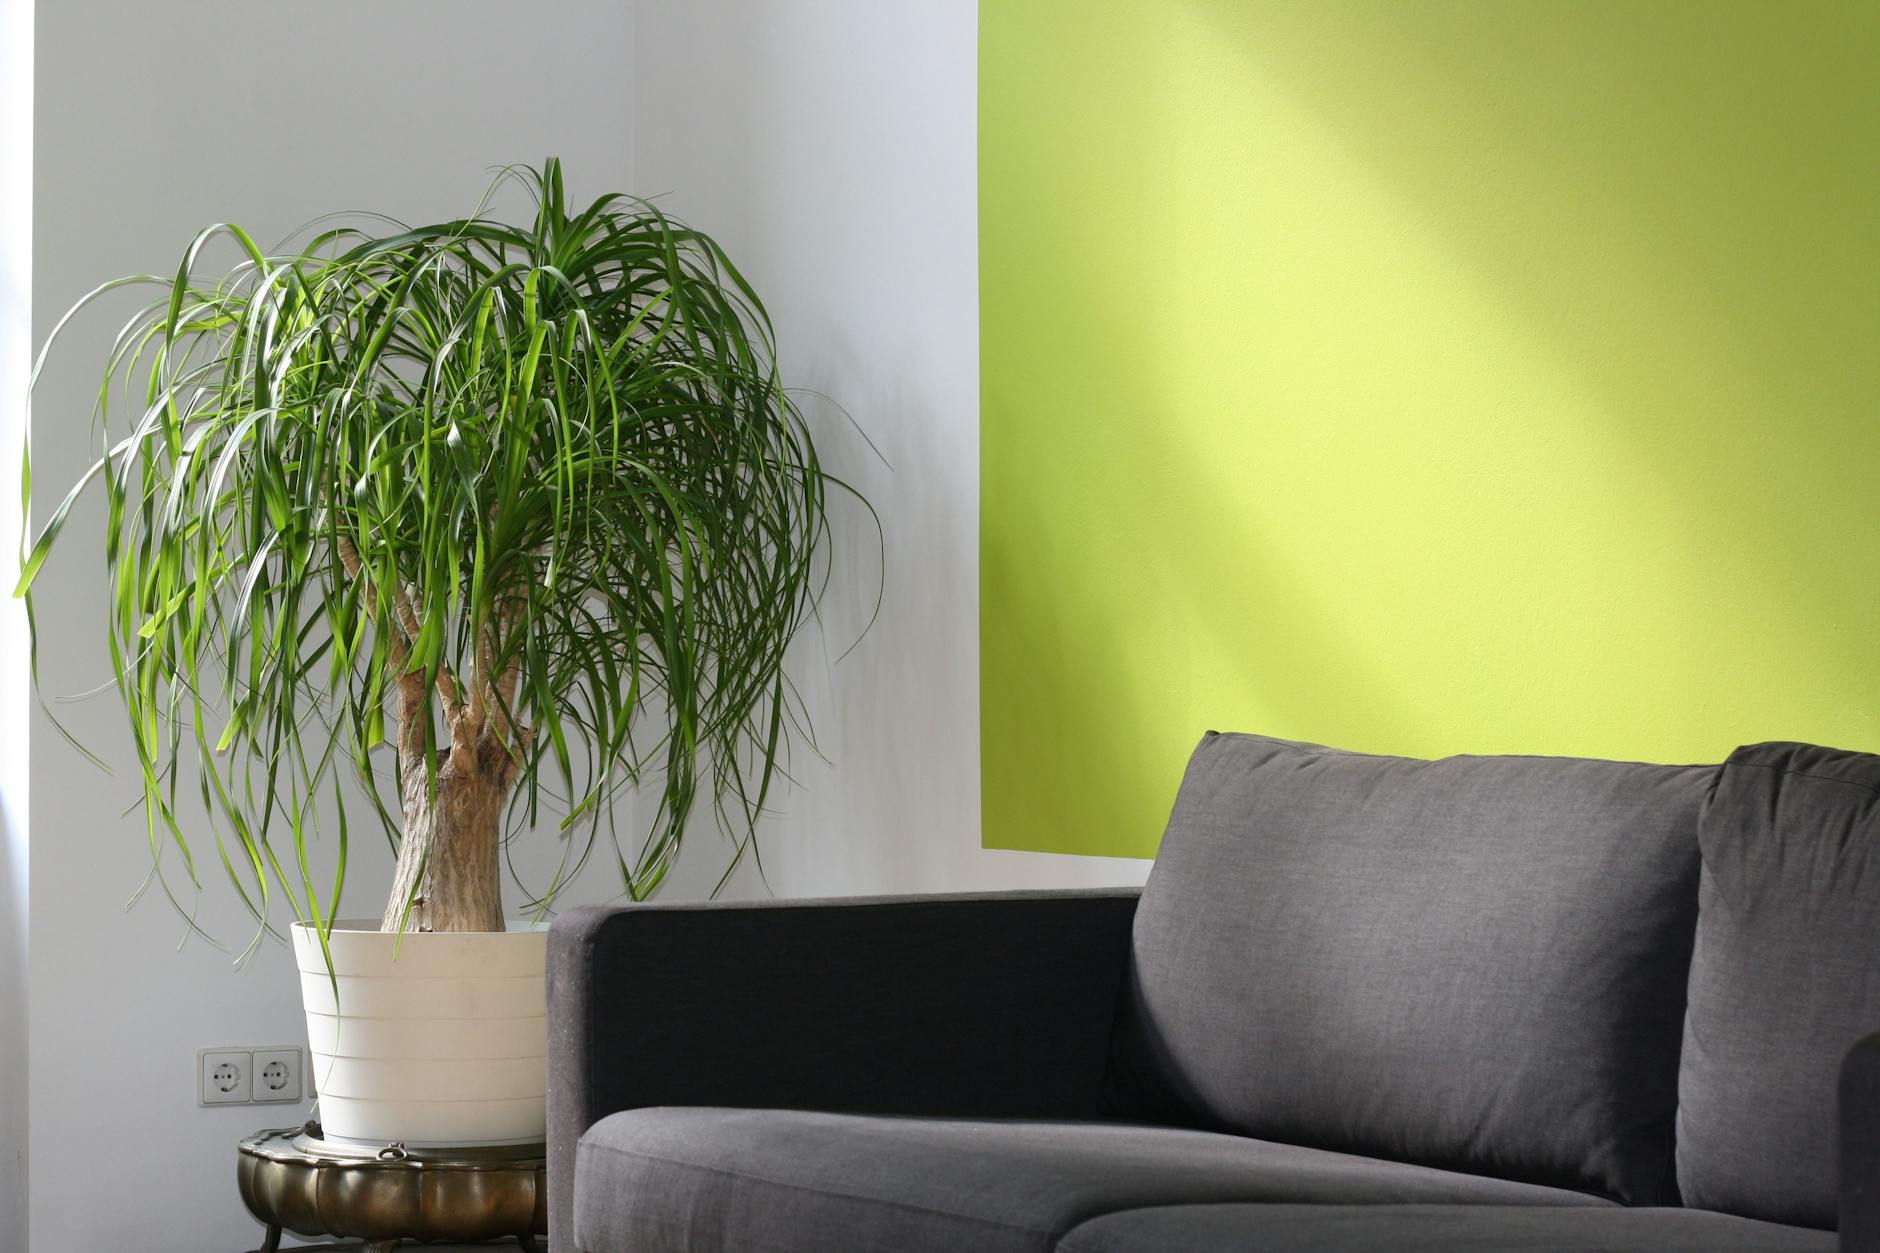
[
  {"x1": 1118, "y1": 732, "x2": 1712, "y2": 1203},
  {"x1": 1056, "y1": 1204, "x2": 1835, "y2": 1252},
  {"x1": 572, "y1": 1107, "x2": 1611, "y2": 1253}
]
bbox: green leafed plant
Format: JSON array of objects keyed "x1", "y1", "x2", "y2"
[{"x1": 17, "y1": 159, "x2": 859, "y2": 940}]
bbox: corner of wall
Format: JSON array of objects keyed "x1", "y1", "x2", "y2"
[{"x1": 0, "y1": 0, "x2": 32, "y2": 1248}]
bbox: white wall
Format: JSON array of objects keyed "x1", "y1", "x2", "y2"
[
  {"x1": 1, "y1": 0, "x2": 34, "y2": 1248},
  {"x1": 631, "y1": 0, "x2": 1149, "y2": 899},
  {"x1": 27, "y1": 5, "x2": 637, "y2": 1248},
  {"x1": 21, "y1": 1, "x2": 1147, "y2": 1248}
]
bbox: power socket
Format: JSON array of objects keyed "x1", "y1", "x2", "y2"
[
  {"x1": 198, "y1": 1045, "x2": 305, "y2": 1106},
  {"x1": 198, "y1": 1048, "x2": 251, "y2": 1105},
  {"x1": 252, "y1": 1047, "x2": 303, "y2": 1103}
]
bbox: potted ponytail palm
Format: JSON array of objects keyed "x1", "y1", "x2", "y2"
[{"x1": 18, "y1": 160, "x2": 843, "y2": 1144}]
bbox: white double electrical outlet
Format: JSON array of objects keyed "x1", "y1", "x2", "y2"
[{"x1": 198, "y1": 1046, "x2": 304, "y2": 1106}]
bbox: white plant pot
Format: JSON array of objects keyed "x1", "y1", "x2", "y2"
[{"x1": 291, "y1": 920, "x2": 548, "y2": 1148}]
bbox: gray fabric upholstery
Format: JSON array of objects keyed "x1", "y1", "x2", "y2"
[
  {"x1": 573, "y1": 1108, "x2": 1613, "y2": 1253},
  {"x1": 1116, "y1": 732, "x2": 1712, "y2": 1203},
  {"x1": 547, "y1": 890, "x2": 1140, "y2": 1252},
  {"x1": 1056, "y1": 1204, "x2": 1835, "y2": 1253},
  {"x1": 1676, "y1": 742, "x2": 1880, "y2": 1229}
]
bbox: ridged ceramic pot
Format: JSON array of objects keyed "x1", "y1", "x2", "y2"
[{"x1": 291, "y1": 920, "x2": 548, "y2": 1147}]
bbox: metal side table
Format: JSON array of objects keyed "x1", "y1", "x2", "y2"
[{"x1": 238, "y1": 1123, "x2": 546, "y2": 1252}]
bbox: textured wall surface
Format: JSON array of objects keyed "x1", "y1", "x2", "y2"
[
  {"x1": 981, "y1": 0, "x2": 1880, "y2": 857},
  {"x1": 631, "y1": 0, "x2": 1149, "y2": 894}
]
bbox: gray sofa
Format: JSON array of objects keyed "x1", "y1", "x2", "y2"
[{"x1": 548, "y1": 733, "x2": 1880, "y2": 1252}]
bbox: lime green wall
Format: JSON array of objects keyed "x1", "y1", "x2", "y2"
[{"x1": 980, "y1": 1, "x2": 1879, "y2": 858}]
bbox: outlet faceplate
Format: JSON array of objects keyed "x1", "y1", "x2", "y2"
[
  {"x1": 252, "y1": 1047, "x2": 303, "y2": 1103},
  {"x1": 199, "y1": 1045, "x2": 306, "y2": 1106},
  {"x1": 198, "y1": 1048, "x2": 251, "y2": 1105}
]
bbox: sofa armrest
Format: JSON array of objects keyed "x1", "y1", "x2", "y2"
[
  {"x1": 546, "y1": 887, "x2": 1140, "y2": 1252},
  {"x1": 1845, "y1": 1034, "x2": 1880, "y2": 1251}
]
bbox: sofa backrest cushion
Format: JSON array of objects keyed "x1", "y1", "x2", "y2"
[
  {"x1": 1675, "y1": 741, "x2": 1880, "y2": 1229},
  {"x1": 1114, "y1": 731, "x2": 1713, "y2": 1204}
]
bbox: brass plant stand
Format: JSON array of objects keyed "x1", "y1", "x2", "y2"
[{"x1": 238, "y1": 1123, "x2": 546, "y2": 1252}]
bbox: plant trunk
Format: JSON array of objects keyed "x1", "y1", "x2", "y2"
[{"x1": 381, "y1": 759, "x2": 509, "y2": 933}]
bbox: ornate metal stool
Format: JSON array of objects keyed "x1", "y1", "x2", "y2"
[{"x1": 238, "y1": 1123, "x2": 546, "y2": 1252}]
